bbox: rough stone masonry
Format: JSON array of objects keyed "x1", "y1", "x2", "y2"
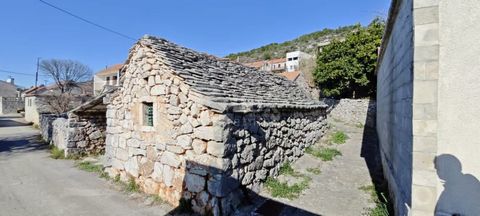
[{"x1": 103, "y1": 35, "x2": 327, "y2": 215}]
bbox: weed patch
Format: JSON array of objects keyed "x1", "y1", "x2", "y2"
[
  {"x1": 125, "y1": 177, "x2": 140, "y2": 193},
  {"x1": 360, "y1": 185, "x2": 391, "y2": 216},
  {"x1": 306, "y1": 167, "x2": 321, "y2": 175},
  {"x1": 331, "y1": 131, "x2": 348, "y2": 144},
  {"x1": 265, "y1": 176, "x2": 311, "y2": 199},
  {"x1": 306, "y1": 147, "x2": 342, "y2": 161},
  {"x1": 77, "y1": 161, "x2": 103, "y2": 173},
  {"x1": 50, "y1": 145, "x2": 65, "y2": 159}
]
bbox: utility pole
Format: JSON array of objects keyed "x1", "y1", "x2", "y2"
[{"x1": 35, "y1": 57, "x2": 40, "y2": 87}]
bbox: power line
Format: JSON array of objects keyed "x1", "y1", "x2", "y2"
[
  {"x1": 39, "y1": 0, "x2": 136, "y2": 41},
  {"x1": 0, "y1": 69, "x2": 48, "y2": 77}
]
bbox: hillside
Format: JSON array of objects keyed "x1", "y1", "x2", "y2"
[{"x1": 226, "y1": 25, "x2": 357, "y2": 63}]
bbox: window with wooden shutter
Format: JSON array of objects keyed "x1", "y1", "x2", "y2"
[{"x1": 143, "y1": 102, "x2": 153, "y2": 126}]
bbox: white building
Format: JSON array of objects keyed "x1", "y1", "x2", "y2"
[
  {"x1": 286, "y1": 51, "x2": 312, "y2": 72},
  {"x1": 93, "y1": 64, "x2": 122, "y2": 95}
]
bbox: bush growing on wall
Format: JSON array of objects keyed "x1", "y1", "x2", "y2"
[{"x1": 314, "y1": 18, "x2": 385, "y2": 98}]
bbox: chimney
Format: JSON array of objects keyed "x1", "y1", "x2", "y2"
[{"x1": 6, "y1": 76, "x2": 14, "y2": 85}]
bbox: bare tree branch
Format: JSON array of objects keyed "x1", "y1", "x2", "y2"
[{"x1": 40, "y1": 59, "x2": 92, "y2": 93}]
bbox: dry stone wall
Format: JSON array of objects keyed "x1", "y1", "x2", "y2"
[
  {"x1": 0, "y1": 97, "x2": 24, "y2": 114},
  {"x1": 323, "y1": 98, "x2": 376, "y2": 127},
  {"x1": 66, "y1": 112, "x2": 107, "y2": 155},
  {"x1": 104, "y1": 42, "x2": 326, "y2": 215}
]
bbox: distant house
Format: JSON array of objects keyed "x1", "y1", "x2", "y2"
[
  {"x1": 286, "y1": 51, "x2": 312, "y2": 72},
  {"x1": 244, "y1": 58, "x2": 286, "y2": 73},
  {"x1": 279, "y1": 71, "x2": 319, "y2": 99},
  {"x1": 93, "y1": 64, "x2": 122, "y2": 95},
  {"x1": 0, "y1": 77, "x2": 23, "y2": 114},
  {"x1": 0, "y1": 78, "x2": 19, "y2": 98},
  {"x1": 24, "y1": 81, "x2": 93, "y2": 125}
]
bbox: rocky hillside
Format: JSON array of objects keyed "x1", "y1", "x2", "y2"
[{"x1": 226, "y1": 25, "x2": 357, "y2": 63}]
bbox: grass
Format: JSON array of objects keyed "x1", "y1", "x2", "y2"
[
  {"x1": 265, "y1": 176, "x2": 311, "y2": 200},
  {"x1": 359, "y1": 185, "x2": 391, "y2": 216},
  {"x1": 306, "y1": 147, "x2": 342, "y2": 161},
  {"x1": 50, "y1": 145, "x2": 65, "y2": 159},
  {"x1": 306, "y1": 167, "x2": 321, "y2": 175},
  {"x1": 331, "y1": 131, "x2": 348, "y2": 144},
  {"x1": 77, "y1": 161, "x2": 103, "y2": 173},
  {"x1": 125, "y1": 177, "x2": 140, "y2": 193},
  {"x1": 264, "y1": 162, "x2": 312, "y2": 199},
  {"x1": 75, "y1": 161, "x2": 110, "y2": 180}
]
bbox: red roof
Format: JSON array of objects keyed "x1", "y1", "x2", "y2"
[
  {"x1": 96, "y1": 64, "x2": 123, "y2": 76},
  {"x1": 279, "y1": 71, "x2": 301, "y2": 81}
]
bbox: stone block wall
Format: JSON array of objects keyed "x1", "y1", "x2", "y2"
[
  {"x1": 323, "y1": 99, "x2": 376, "y2": 127},
  {"x1": 52, "y1": 117, "x2": 68, "y2": 150},
  {"x1": 40, "y1": 113, "x2": 67, "y2": 143},
  {"x1": 0, "y1": 97, "x2": 24, "y2": 114},
  {"x1": 66, "y1": 112, "x2": 107, "y2": 155},
  {"x1": 103, "y1": 44, "x2": 326, "y2": 215},
  {"x1": 376, "y1": 0, "x2": 414, "y2": 215},
  {"x1": 41, "y1": 112, "x2": 107, "y2": 156}
]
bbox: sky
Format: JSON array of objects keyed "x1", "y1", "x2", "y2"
[{"x1": 0, "y1": 0, "x2": 390, "y2": 88}]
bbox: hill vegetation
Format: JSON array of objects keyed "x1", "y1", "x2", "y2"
[{"x1": 226, "y1": 25, "x2": 357, "y2": 62}]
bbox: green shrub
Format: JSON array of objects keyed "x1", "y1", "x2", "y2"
[{"x1": 360, "y1": 185, "x2": 391, "y2": 216}]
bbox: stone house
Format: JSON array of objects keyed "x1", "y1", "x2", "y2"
[
  {"x1": 377, "y1": 0, "x2": 480, "y2": 215},
  {"x1": 104, "y1": 35, "x2": 327, "y2": 215},
  {"x1": 244, "y1": 58, "x2": 287, "y2": 73}
]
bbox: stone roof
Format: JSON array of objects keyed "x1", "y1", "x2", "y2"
[{"x1": 137, "y1": 35, "x2": 326, "y2": 112}]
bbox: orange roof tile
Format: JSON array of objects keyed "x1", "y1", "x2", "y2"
[
  {"x1": 96, "y1": 64, "x2": 123, "y2": 76},
  {"x1": 279, "y1": 71, "x2": 301, "y2": 81}
]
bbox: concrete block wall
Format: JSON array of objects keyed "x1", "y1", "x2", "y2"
[
  {"x1": 376, "y1": 0, "x2": 414, "y2": 215},
  {"x1": 411, "y1": 0, "x2": 440, "y2": 215}
]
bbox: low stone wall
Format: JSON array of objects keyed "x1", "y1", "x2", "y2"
[
  {"x1": 0, "y1": 97, "x2": 24, "y2": 114},
  {"x1": 41, "y1": 112, "x2": 106, "y2": 156},
  {"x1": 39, "y1": 113, "x2": 67, "y2": 143},
  {"x1": 66, "y1": 112, "x2": 106, "y2": 155},
  {"x1": 322, "y1": 98, "x2": 376, "y2": 127},
  {"x1": 52, "y1": 117, "x2": 68, "y2": 149}
]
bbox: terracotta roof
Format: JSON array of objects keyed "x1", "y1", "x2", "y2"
[
  {"x1": 133, "y1": 35, "x2": 326, "y2": 112},
  {"x1": 96, "y1": 64, "x2": 123, "y2": 76},
  {"x1": 243, "y1": 58, "x2": 286, "y2": 69},
  {"x1": 269, "y1": 58, "x2": 286, "y2": 64},
  {"x1": 243, "y1": 61, "x2": 264, "y2": 68},
  {"x1": 279, "y1": 71, "x2": 301, "y2": 81}
]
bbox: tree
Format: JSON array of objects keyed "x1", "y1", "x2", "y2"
[
  {"x1": 40, "y1": 59, "x2": 92, "y2": 94},
  {"x1": 39, "y1": 59, "x2": 92, "y2": 113},
  {"x1": 313, "y1": 18, "x2": 385, "y2": 98}
]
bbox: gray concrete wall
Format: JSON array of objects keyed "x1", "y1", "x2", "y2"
[
  {"x1": 376, "y1": 0, "x2": 414, "y2": 214},
  {"x1": 434, "y1": 0, "x2": 480, "y2": 215}
]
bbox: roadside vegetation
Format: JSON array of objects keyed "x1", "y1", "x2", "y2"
[
  {"x1": 265, "y1": 163, "x2": 311, "y2": 199},
  {"x1": 306, "y1": 146, "x2": 342, "y2": 161},
  {"x1": 359, "y1": 185, "x2": 392, "y2": 216},
  {"x1": 331, "y1": 131, "x2": 348, "y2": 144}
]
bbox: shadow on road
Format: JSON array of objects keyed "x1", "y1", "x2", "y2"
[{"x1": 0, "y1": 134, "x2": 48, "y2": 154}]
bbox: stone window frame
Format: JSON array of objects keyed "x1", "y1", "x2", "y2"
[{"x1": 140, "y1": 99, "x2": 156, "y2": 132}]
